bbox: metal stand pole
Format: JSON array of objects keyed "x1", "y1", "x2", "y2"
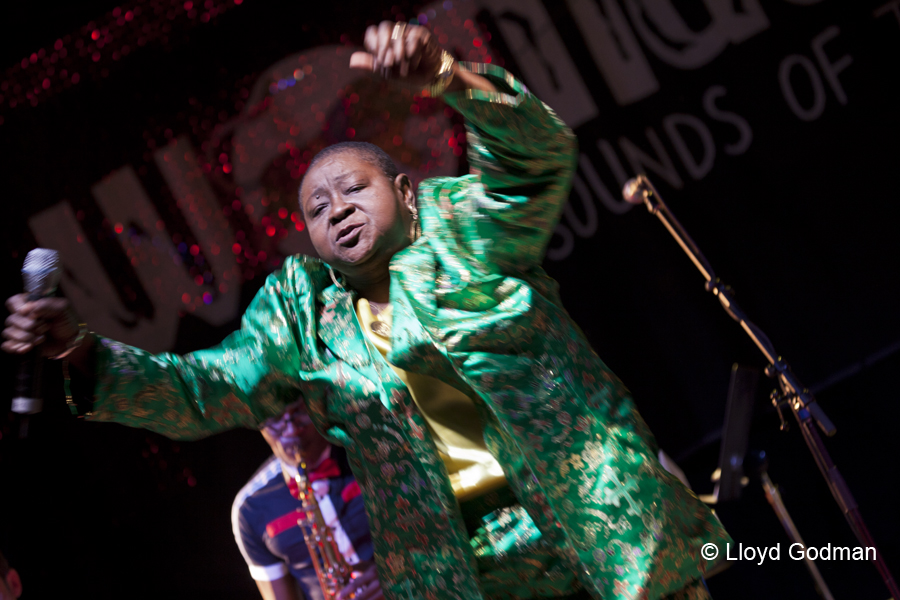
[
  {"x1": 745, "y1": 450, "x2": 837, "y2": 600},
  {"x1": 622, "y1": 174, "x2": 899, "y2": 599}
]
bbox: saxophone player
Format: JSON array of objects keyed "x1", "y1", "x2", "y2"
[{"x1": 232, "y1": 400, "x2": 383, "y2": 600}]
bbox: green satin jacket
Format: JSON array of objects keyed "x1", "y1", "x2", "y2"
[{"x1": 89, "y1": 64, "x2": 729, "y2": 600}]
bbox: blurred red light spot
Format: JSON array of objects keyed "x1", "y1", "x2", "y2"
[
  {"x1": 473, "y1": 38, "x2": 482, "y2": 47},
  {"x1": 278, "y1": 207, "x2": 288, "y2": 219},
  {"x1": 190, "y1": 244, "x2": 200, "y2": 256},
  {"x1": 182, "y1": 293, "x2": 191, "y2": 304},
  {"x1": 91, "y1": 30, "x2": 100, "y2": 41},
  {"x1": 232, "y1": 243, "x2": 241, "y2": 254},
  {"x1": 114, "y1": 223, "x2": 124, "y2": 234},
  {"x1": 266, "y1": 226, "x2": 276, "y2": 237}
]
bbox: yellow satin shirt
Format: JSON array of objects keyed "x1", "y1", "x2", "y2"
[{"x1": 356, "y1": 298, "x2": 507, "y2": 501}]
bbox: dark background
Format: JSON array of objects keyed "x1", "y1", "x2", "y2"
[{"x1": 1, "y1": 0, "x2": 898, "y2": 598}]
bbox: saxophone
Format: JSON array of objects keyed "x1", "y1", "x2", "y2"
[{"x1": 290, "y1": 464, "x2": 353, "y2": 600}]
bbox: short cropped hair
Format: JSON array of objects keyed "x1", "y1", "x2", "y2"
[
  {"x1": 309, "y1": 141, "x2": 399, "y2": 182},
  {"x1": 299, "y1": 142, "x2": 399, "y2": 212}
]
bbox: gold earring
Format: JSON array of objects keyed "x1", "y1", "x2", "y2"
[{"x1": 409, "y1": 204, "x2": 420, "y2": 242}]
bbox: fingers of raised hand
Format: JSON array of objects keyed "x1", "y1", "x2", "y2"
[
  {"x1": 349, "y1": 51, "x2": 375, "y2": 71},
  {"x1": 375, "y1": 21, "x2": 393, "y2": 69},
  {"x1": 406, "y1": 27, "x2": 426, "y2": 72},
  {"x1": 357, "y1": 21, "x2": 433, "y2": 78}
]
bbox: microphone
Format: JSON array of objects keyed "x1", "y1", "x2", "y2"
[
  {"x1": 622, "y1": 176, "x2": 652, "y2": 206},
  {"x1": 11, "y1": 248, "x2": 62, "y2": 421}
]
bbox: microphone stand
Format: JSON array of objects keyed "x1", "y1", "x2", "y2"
[{"x1": 622, "y1": 174, "x2": 899, "y2": 599}]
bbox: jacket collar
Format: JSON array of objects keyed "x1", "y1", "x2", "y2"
[{"x1": 315, "y1": 281, "x2": 372, "y2": 370}]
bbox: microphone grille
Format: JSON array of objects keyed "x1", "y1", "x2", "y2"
[
  {"x1": 22, "y1": 248, "x2": 61, "y2": 297},
  {"x1": 622, "y1": 177, "x2": 648, "y2": 205}
]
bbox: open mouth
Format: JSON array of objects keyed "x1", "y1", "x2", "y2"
[{"x1": 336, "y1": 223, "x2": 364, "y2": 246}]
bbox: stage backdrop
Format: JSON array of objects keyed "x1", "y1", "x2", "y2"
[{"x1": 1, "y1": 1, "x2": 898, "y2": 599}]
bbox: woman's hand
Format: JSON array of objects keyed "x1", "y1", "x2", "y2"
[
  {"x1": 349, "y1": 21, "x2": 444, "y2": 84},
  {"x1": 349, "y1": 21, "x2": 496, "y2": 95},
  {"x1": 3, "y1": 294, "x2": 93, "y2": 370}
]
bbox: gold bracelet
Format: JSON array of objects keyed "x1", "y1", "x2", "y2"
[
  {"x1": 426, "y1": 50, "x2": 455, "y2": 98},
  {"x1": 51, "y1": 324, "x2": 88, "y2": 360},
  {"x1": 62, "y1": 358, "x2": 92, "y2": 417}
]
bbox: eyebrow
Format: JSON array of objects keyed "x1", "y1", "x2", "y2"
[{"x1": 303, "y1": 171, "x2": 364, "y2": 205}]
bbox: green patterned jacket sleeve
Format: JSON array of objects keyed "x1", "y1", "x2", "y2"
[
  {"x1": 89, "y1": 260, "x2": 308, "y2": 439},
  {"x1": 438, "y1": 63, "x2": 577, "y2": 270}
]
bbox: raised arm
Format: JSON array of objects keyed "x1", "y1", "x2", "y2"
[
  {"x1": 347, "y1": 21, "x2": 577, "y2": 272},
  {"x1": 347, "y1": 20, "x2": 498, "y2": 96},
  {"x1": 437, "y1": 65, "x2": 577, "y2": 270}
]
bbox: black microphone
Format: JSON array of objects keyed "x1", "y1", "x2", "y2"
[{"x1": 11, "y1": 249, "x2": 62, "y2": 434}]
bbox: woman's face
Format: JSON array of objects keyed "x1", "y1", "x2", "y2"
[{"x1": 300, "y1": 151, "x2": 413, "y2": 282}]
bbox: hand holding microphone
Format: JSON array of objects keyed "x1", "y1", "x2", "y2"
[
  {"x1": 3, "y1": 294, "x2": 85, "y2": 359},
  {"x1": 3, "y1": 249, "x2": 92, "y2": 418}
]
